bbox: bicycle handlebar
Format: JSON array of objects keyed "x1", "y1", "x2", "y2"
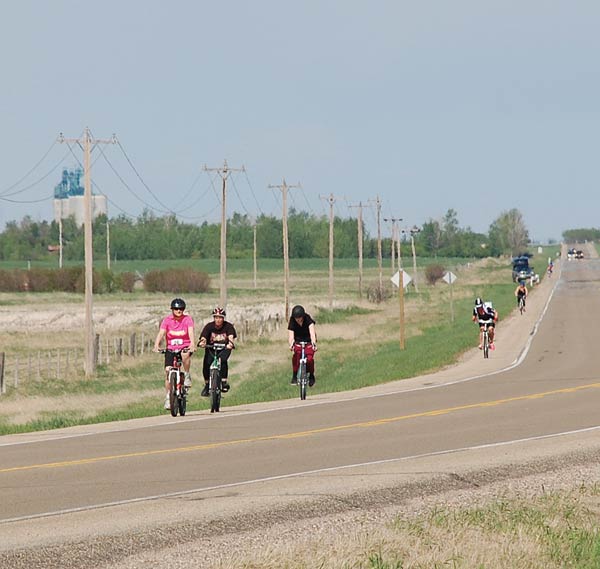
[{"x1": 203, "y1": 343, "x2": 228, "y2": 350}]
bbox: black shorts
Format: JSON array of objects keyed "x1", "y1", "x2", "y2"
[
  {"x1": 164, "y1": 351, "x2": 184, "y2": 368},
  {"x1": 478, "y1": 320, "x2": 495, "y2": 328}
]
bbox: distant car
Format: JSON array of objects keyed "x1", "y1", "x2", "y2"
[
  {"x1": 512, "y1": 264, "x2": 535, "y2": 283},
  {"x1": 576, "y1": 250, "x2": 584, "y2": 259}
]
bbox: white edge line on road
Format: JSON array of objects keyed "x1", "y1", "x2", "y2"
[
  {"x1": 2, "y1": 420, "x2": 598, "y2": 525},
  {"x1": 0, "y1": 276, "x2": 561, "y2": 449}
]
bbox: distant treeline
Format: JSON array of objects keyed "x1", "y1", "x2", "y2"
[
  {"x1": 562, "y1": 228, "x2": 600, "y2": 242},
  {"x1": 0, "y1": 207, "x2": 530, "y2": 262}
]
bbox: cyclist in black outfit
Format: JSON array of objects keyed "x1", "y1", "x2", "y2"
[
  {"x1": 197, "y1": 307, "x2": 237, "y2": 396},
  {"x1": 287, "y1": 305, "x2": 318, "y2": 386}
]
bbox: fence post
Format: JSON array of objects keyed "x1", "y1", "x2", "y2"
[
  {"x1": 14, "y1": 361, "x2": 18, "y2": 389},
  {"x1": 130, "y1": 333, "x2": 136, "y2": 357},
  {"x1": 141, "y1": 333, "x2": 145, "y2": 355},
  {"x1": 37, "y1": 351, "x2": 41, "y2": 380},
  {"x1": 56, "y1": 350, "x2": 61, "y2": 379},
  {"x1": 94, "y1": 334, "x2": 100, "y2": 367},
  {"x1": 118, "y1": 338, "x2": 123, "y2": 361},
  {"x1": 0, "y1": 352, "x2": 5, "y2": 394}
]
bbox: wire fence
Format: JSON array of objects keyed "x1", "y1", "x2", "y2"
[{"x1": 0, "y1": 314, "x2": 284, "y2": 395}]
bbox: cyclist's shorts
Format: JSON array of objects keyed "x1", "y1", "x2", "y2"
[
  {"x1": 478, "y1": 320, "x2": 495, "y2": 328},
  {"x1": 164, "y1": 351, "x2": 182, "y2": 368}
]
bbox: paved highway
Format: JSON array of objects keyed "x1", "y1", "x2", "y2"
[{"x1": 2, "y1": 250, "x2": 600, "y2": 566}]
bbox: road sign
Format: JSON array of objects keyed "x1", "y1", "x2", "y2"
[
  {"x1": 442, "y1": 271, "x2": 457, "y2": 285},
  {"x1": 391, "y1": 270, "x2": 412, "y2": 288}
]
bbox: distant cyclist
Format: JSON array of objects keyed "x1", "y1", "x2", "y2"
[
  {"x1": 515, "y1": 280, "x2": 528, "y2": 312},
  {"x1": 197, "y1": 307, "x2": 237, "y2": 397},
  {"x1": 153, "y1": 298, "x2": 195, "y2": 410},
  {"x1": 547, "y1": 260, "x2": 554, "y2": 277},
  {"x1": 287, "y1": 304, "x2": 318, "y2": 386},
  {"x1": 472, "y1": 297, "x2": 498, "y2": 350}
]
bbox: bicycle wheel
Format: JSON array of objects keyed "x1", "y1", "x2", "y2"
[
  {"x1": 178, "y1": 390, "x2": 187, "y2": 416},
  {"x1": 169, "y1": 371, "x2": 178, "y2": 417},
  {"x1": 483, "y1": 331, "x2": 489, "y2": 359},
  {"x1": 519, "y1": 298, "x2": 524, "y2": 315},
  {"x1": 299, "y1": 362, "x2": 307, "y2": 400},
  {"x1": 209, "y1": 368, "x2": 221, "y2": 413}
]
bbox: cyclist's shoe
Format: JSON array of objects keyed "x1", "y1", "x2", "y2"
[
  {"x1": 291, "y1": 373, "x2": 298, "y2": 385},
  {"x1": 184, "y1": 373, "x2": 192, "y2": 388},
  {"x1": 308, "y1": 373, "x2": 316, "y2": 387},
  {"x1": 164, "y1": 395, "x2": 170, "y2": 410},
  {"x1": 221, "y1": 380, "x2": 230, "y2": 392},
  {"x1": 201, "y1": 384, "x2": 209, "y2": 397},
  {"x1": 490, "y1": 343, "x2": 496, "y2": 350}
]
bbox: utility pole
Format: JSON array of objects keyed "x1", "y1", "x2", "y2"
[
  {"x1": 372, "y1": 196, "x2": 383, "y2": 292},
  {"x1": 58, "y1": 215, "x2": 63, "y2": 269},
  {"x1": 252, "y1": 218, "x2": 257, "y2": 290},
  {"x1": 204, "y1": 160, "x2": 245, "y2": 308},
  {"x1": 348, "y1": 201, "x2": 371, "y2": 298},
  {"x1": 106, "y1": 220, "x2": 111, "y2": 270},
  {"x1": 320, "y1": 193, "x2": 337, "y2": 309},
  {"x1": 269, "y1": 179, "x2": 300, "y2": 319},
  {"x1": 384, "y1": 217, "x2": 403, "y2": 272},
  {"x1": 58, "y1": 128, "x2": 116, "y2": 378},
  {"x1": 403, "y1": 225, "x2": 421, "y2": 293}
]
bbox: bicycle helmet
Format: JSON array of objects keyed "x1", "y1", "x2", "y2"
[
  {"x1": 474, "y1": 297, "x2": 483, "y2": 308},
  {"x1": 291, "y1": 305, "x2": 306, "y2": 318},
  {"x1": 170, "y1": 298, "x2": 186, "y2": 310},
  {"x1": 212, "y1": 306, "x2": 226, "y2": 317}
]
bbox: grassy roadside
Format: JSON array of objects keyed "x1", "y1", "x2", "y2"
[
  {"x1": 215, "y1": 484, "x2": 600, "y2": 569},
  {"x1": 0, "y1": 278, "x2": 517, "y2": 435}
]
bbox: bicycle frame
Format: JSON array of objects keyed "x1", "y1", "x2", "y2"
[
  {"x1": 161, "y1": 348, "x2": 190, "y2": 417},
  {"x1": 479, "y1": 322, "x2": 493, "y2": 359},
  {"x1": 295, "y1": 341, "x2": 310, "y2": 400},
  {"x1": 205, "y1": 343, "x2": 227, "y2": 413}
]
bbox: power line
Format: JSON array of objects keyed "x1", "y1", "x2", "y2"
[{"x1": 0, "y1": 140, "x2": 58, "y2": 196}]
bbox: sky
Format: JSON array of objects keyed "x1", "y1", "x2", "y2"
[{"x1": 1, "y1": 1, "x2": 599, "y2": 243}]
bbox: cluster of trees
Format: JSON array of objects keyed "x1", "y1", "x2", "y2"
[
  {"x1": 0, "y1": 207, "x2": 531, "y2": 262},
  {"x1": 562, "y1": 228, "x2": 600, "y2": 243}
]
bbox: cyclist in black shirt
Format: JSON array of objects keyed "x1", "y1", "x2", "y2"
[
  {"x1": 287, "y1": 305, "x2": 317, "y2": 386},
  {"x1": 197, "y1": 307, "x2": 237, "y2": 396}
]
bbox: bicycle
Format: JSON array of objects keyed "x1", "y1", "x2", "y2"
[
  {"x1": 294, "y1": 341, "x2": 310, "y2": 400},
  {"x1": 518, "y1": 295, "x2": 526, "y2": 315},
  {"x1": 205, "y1": 343, "x2": 227, "y2": 413},
  {"x1": 160, "y1": 348, "x2": 190, "y2": 417},
  {"x1": 479, "y1": 322, "x2": 493, "y2": 359}
]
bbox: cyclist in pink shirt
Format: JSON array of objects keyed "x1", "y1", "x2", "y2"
[{"x1": 153, "y1": 298, "x2": 196, "y2": 409}]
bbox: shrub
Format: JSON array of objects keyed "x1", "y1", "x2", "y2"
[
  {"x1": 366, "y1": 281, "x2": 393, "y2": 303},
  {"x1": 143, "y1": 268, "x2": 211, "y2": 293},
  {"x1": 0, "y1": 269, "x2": 25, "y2": 292},
  {"x1": 425, "y1": 263, "x2": 446, "y2": 285},
  {"x1": 116, "y1": 271, "x2": 136, "y2": 293}
]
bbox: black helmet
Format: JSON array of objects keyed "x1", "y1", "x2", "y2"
[
  {"x1": 212, "y1": 306, "x2": 226, "y2": 317},
  {"x1": 474, "y1": 297, "x2": 483, "y2": 308},
  {"x1": 291, "y1": 305, "x2": 306, "y2": 318},
  {"x1": 170, "y1": 298, "x2": 186, "y2": 310}
]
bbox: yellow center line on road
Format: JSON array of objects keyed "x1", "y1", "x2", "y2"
[{"x1": 3, "y1": 381, "x2": 600, "y2": 474}]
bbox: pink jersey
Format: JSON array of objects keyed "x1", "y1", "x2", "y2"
[{"x1": 160, "y1": 314, "x2": 194, "y2": 350}]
